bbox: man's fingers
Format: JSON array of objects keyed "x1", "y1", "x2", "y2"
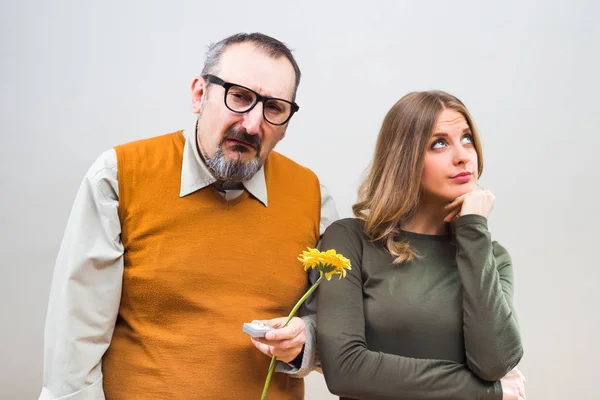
[
  {"x1": 264, "y1": 317, "x2": 287, "y2": 329},
  {"x1": 251, "y1": 337, "x2": 302, "y2": 362},
  {"x1": 264, "y1": 318, "x2": 305, "y2": 341},
  {"x1": 251, "y1": 338, "x2": 273, "y2": 357},
  {"x1": 250, "y1": 317, "x2": 305, "y2": 363},
  {"x1": 254, "y1": 336, "x2": 303, "y2": 349},
  {"x1": 252, "y1": 317, "x2": 286, "y2": 329}
]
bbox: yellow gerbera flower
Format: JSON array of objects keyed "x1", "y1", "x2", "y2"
[
  {"x1": 261, "y1": 247, "x2": 351, "y2": 400},
  {"x1": 297, "y1": 247, "x2": 352, "y2": 280}
]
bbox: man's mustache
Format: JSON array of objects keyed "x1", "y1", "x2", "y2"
[{"x1": 222, "y1": 126, "x2": 262, "y2": 154}]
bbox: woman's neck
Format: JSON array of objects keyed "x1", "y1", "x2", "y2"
[{"x1": 401, "y1": 198, "x2": 448, "y2": 235}]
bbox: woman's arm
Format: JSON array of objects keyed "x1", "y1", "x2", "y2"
[
  {"x1": 317, "y1": 221, "x2": 501, "y2": 400},
  {"x1": 454, "y1": 214, "x2": 524, "y2": 381}
]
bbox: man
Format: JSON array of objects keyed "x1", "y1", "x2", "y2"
[{"x1": 40, "y1": 32, "x2": 337, "y2": 400}]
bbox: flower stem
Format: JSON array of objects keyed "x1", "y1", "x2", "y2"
[
  {"x1": 260, "y1": 274, "x2": 323, "y2": 400},
  {"x1": 283, "y1": 275, "x2": 323, "y2": 327},
  {"x1": 260, "y1": 356, "x2": 278, "y2": 400}
]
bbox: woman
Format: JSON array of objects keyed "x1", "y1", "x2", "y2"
[{"x1": 317, "y1": 91, "x2": 525, "y2": 400}]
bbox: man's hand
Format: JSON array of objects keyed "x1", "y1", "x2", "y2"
[{"x1": 250, "y1": 317, "x2": 306, "y2": 363}]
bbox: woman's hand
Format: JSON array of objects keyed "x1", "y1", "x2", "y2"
[
  {"x1": 500, "y1": 368, "x2": 526, "y2": 400},
  {"x1": 444, "y1": 187, "x2": 495, "y2": 222}
]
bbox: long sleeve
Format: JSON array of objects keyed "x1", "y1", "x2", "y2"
[
  {"x1": 39, "y1": 150, "x2": 123, "y2": 400},
  {"x1": 455, "y1": 214, "x2": 523, "y2": 381},
  {"x1": 276, "y1": 183, "x2": 339, "y2": 377},
  {"x1": 317, "y1": 222, "x2": 500, "y2": 400}
]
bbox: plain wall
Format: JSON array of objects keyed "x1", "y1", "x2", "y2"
[{"x1": 1, "y1": 0, "x2": 599, "y2": 398}]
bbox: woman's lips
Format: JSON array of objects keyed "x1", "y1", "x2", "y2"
[{"x1": 451, "y1": 172, "x2": 472, "y2": 183}]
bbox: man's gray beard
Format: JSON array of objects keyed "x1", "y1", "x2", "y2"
[{"x1": 204, "y1": 147, "x2": 260, "y2": 182}]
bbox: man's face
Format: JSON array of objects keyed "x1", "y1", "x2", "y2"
[{"x1": 190, "y1": 42, "x2": 296, "y2": 182}]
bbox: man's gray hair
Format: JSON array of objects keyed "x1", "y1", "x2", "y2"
[{"x1": 200, "y1": 32, "x2": 301, "y2": 101}]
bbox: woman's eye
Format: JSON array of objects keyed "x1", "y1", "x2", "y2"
[{"x1": 431, "y1": 139, "x2": 446, "y2": 150}]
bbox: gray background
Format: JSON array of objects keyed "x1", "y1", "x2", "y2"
[{"x1": 1, "y1": 0, "x2": 599, "y2": 399}]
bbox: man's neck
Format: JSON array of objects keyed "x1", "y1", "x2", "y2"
[{"x1": 214, "y1": 180, "x2": 244, "y2": 191}]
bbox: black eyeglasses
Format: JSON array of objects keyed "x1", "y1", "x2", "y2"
[{"x1": 205, "y1": 74, "x2": 299, "y2": 126}]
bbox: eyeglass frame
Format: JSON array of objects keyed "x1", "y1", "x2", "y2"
[{"x1": 204, "y1": 74, "x2": 300, "y2": 126}]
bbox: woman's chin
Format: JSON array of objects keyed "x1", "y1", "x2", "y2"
[{"x1": 442, "y1": 185, "x2": 477, "y2": 202}]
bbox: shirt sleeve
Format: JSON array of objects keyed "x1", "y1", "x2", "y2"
[
  {"x1": 39, "y1": 149, "x2": 123, "y2": 400},
  {"x1": 454, "y1": 214, "x2": 524, "y2": 381},
  {"x1": 316, "y1": 221, "x2": 502, "y2": 400}
]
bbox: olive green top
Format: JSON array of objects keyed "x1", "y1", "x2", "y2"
[{"x1": 317, "y1": 215, "x2": 523, "y2": 400}]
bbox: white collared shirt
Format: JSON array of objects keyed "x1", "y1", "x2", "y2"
[{"x1": 39, "y1": 126, "x2": 338, "y2": 400}]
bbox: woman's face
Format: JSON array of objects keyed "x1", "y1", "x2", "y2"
[{"x1": 421, "y1": 109, "x2": 479, "y2": 203}]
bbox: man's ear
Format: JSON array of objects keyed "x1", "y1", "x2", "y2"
[{"x1": 191, "y1": 76, "x2": 206, "y2": 114}]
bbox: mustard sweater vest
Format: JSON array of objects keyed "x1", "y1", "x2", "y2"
[{"x1": 102, "y1": 131, "x2": 321, "y2": 400}]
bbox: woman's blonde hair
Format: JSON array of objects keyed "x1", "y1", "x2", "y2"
[{"x1": 353, "y1": 91, "x2": 484, "y2": 263}]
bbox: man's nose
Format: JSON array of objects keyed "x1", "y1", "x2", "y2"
[{"x1": 241, "y1": 103, "x2": 264, "y2": 135}]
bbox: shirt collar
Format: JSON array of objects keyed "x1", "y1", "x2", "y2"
[{"x1": 179, "y1": 120, "x2": 268, "y2": 207}]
